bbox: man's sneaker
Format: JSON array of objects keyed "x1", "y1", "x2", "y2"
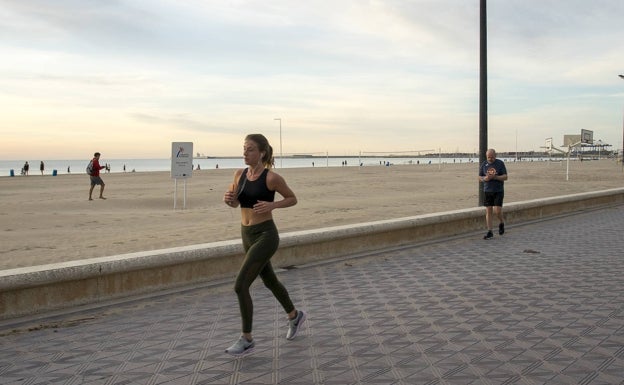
[
  {"x1": 225, "y1": 336, "x2": 255, "y2": 356},
  {"x1": 499, "y1": 223, "x2": 505, "y2": 235},
  {"x1": 483, "y1": 230, "x2": 494, "y2": 240},
  {"x1": 286, "y1": 310, "x2": 306, "y2": 340}
]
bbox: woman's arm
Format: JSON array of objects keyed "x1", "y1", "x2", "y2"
[
  {"x1": 224, "y1": 169, "x2": 244, "y2": 207},
  {"x1": 254, "y1": 171, "x2": 297, "y2": 213}
]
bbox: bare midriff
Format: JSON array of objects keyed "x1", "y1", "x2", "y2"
[{"x1": 240, "y1": 208, "x2": 273, "y2": 226}]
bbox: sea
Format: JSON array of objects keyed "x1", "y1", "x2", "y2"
[{"x1": 0, "y1": 156, "x2": 531, "y2": 177}]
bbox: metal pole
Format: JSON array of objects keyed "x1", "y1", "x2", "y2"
[
  {"x1": 515, "y1": 129, "x2": 518, "y2": 161},
  {"x1": 566, "y1": 146, "x2": 570, "y2": 181},
  {"x1": 438, "y1": 148, "x2": 442, "y2": 171},
  {"x1": 598, "y1": 141, "x2": 601, "y2": 160},
  {"x1": 183, "y1": 179, "x2": 187, "y2": 209},
  {"x1": 478, "y1": 0, "x2": 488, "y2": 206},
  {"x1": 274, "y1": 118, "x2": 282, "y2": 168},
  {"x1": 619, "y1": 75, "x2": 624, "y2": 171}
]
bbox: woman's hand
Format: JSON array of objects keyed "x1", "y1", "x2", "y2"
[
  {"x1": 224, "y1": 188, "x2": 238, "y2": 207},
  {"x1": 252, "y1": 200, "x2": 274, "y2": 214}
]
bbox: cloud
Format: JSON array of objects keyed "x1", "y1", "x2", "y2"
[{"x1": 1, "y1": 0, "x2": 624, "y2": 159}]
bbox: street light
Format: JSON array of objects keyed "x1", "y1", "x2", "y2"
[
  {"x1": 274, "y1": 118, "x2": 282, "y2": 168},
  {"x1": 620, "y1": 75, "x2": 624, "y2": 170},
  {"x1": 478, "y1": 0, "x2": 487, "y2": 206}
]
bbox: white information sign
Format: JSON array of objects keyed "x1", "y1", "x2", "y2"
[
  {"x1": 171, "y1": 142, "x2": 193, "y2": 179},
  {"x1": 171, "y1": 142, "x2": 193, "y2": 209}
]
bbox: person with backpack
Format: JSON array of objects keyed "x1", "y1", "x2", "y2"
[{"x1": 88, "y1": 152, "x2": 106, "y2": 200}]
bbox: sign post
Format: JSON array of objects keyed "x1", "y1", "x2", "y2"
[{"x1": 171, "y1": 142, "x2": 193, "y2": 209}]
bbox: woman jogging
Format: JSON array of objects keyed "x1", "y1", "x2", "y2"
[{"x1": 222, "y1": 133, "x2": 306, "y2": 355}]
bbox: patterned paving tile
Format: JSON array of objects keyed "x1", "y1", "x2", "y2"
[{"x1": 1, "y1": 205, "x2": 624, "y2": 384}]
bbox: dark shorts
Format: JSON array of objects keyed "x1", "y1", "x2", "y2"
[
  {"x1": 484, "y1": 191, "x2": 504, "y2": 207},
  {"x1": 90, "y1": 176, "x2": 104, "y2": 186}
]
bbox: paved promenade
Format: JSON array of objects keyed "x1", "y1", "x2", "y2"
[{"x1": 1, "y1": 205, "x2": 623, "y2": 385}]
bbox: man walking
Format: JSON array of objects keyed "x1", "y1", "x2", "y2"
[
  {"x1": 478, "y1": 149, "x2": 507, "y2": 239},
  {"x1": 88, "y1": 152, "x2": 106, "y2": 200}
]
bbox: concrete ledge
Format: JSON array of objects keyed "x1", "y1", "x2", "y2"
[{"x1": 1, "y1": 188, "x2": 623, "y2": 320}]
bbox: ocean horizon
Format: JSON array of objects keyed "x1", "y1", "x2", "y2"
[{"x1": 1, "y1": 155, "x2": 546, "y2": 177}]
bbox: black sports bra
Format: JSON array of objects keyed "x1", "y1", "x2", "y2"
[{"x1": 237, "y1": 168, "x2": 275, "y2": 208}]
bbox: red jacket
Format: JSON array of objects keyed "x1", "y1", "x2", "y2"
[{"x1": 92, "y1": 158, "x2": 104, "y2": 176}]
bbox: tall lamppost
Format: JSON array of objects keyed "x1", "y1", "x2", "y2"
[
  {"x1": 478, "y1": 0, "x2": 487, "y2": 206},
  {"x1": 274, "y1": 118, "x2": 282, "y2": 168},
  {"x1": 620, "y1": 75, "x2": 624, "y2": 171}
]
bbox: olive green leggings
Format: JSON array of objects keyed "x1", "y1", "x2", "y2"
[{"x1": 235, "y1": 220, "x2": 295, "y2": 333}]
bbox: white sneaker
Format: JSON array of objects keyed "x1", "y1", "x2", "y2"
[
  {"x1": 286, "y1": 310, "x2": 307, "y2": 340},
  {"x1": 225, "y1": 336, "x2": 255, "y2": 356}
]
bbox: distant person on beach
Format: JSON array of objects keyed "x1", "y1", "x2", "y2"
[
  {"x1": 40, "y1": 161, "x2": 44, "y2": 175},
  {"x1": 222, "y1": 133, "x2": 306, "y2": 356},
  {"x1": 23, "y1": 161, "x2": 29, "y2": 175},
  {"x1": 88, "y1": 152, "x2": 106, "y2": 201},
  {"x1": 478, "y1": 148, "x2": 508, "y2": 240}
]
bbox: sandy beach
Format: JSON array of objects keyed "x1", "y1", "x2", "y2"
[{"x1": 1, "y1": 159, "x2": 622, "y2": 270}]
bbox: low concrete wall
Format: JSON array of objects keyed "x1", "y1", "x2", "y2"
[{"x1": 2, "y1": 188, "x2": 623, "y2": 320}]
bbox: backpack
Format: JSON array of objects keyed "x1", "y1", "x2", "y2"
[{"x1": 86, "y1": 160, "x2": 94, "y2": 175}]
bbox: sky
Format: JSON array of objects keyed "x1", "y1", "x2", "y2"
[{"x1": 1, "y1": 0, "x2": 624, "y2": 160}]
